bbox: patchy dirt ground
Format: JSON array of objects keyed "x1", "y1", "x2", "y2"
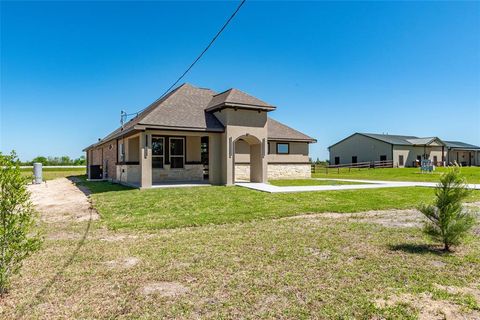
[
  {"x1": 27, "y1": 178, "x2": 99, "y2": 223},
  {"x1": 376, "y1": 285, "x2": 480, "y2": 320},
  {"x1": 287, "y1": 202, "x2": 480, "y2": 229}
]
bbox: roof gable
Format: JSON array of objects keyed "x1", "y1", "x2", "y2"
[{"x1": 206, "y1": 88, "x2": 276, "y2": 112}]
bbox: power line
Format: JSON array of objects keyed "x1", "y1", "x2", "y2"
[{"x1": 124, "y1": 0, "x2": 247, "y2": 120}]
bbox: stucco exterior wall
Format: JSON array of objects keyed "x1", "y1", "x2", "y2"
[
  {"x1": 236, "y1": 140, "x2": 310, "y2": 164},
  {"x1": 329, "y1": 134, "x2": 392, "y2": 165},
  {"x1": 186, "y1": 136, "x2": 201, "y2": 162}
]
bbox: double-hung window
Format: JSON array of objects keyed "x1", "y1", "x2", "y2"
[
  {"x1": 170, "y1": 137, "x2": 185, "y2": 169},
  {"x1": 152, "y1": 137, "x2": 164, "y2": 168}
]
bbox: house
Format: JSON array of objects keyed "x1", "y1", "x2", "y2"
[
  {"x1": 328, "y1": 133, "x2": 480, "y2": 167},
  {"x1": 84, "y1": 84, "x2": 316, "y2": 187}
]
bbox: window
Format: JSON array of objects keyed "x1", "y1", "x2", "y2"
[
  {"x1": 334, "y1": 156, "x2": 340, "y2": 165},
  {"x1": 170, "y1": 137, "x2": 184, "y2": 169},
  {"x1": 152, "y1": 137, "x2": 164, "y2": 168},
  {"x1": 399, "y1": 155, "x2": 404, "y2": 166},
  {"x1": 380, "y1": 155, "x2": 387, "y2": 161},
  {"x1": 352, "y1": 156, "x2": 357, "y2": 164},
  {"x1": 276, "y1": 143, "x2": 289, "y2": 154},
  {"x1": 267, "y1": 142, "x2": 271, "y2": 154}
]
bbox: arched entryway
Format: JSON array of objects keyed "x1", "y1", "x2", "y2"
[{"x1": 233, "y1": 134, "x2": 264, "y2": 183}]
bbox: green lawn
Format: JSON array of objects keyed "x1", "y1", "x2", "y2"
[
  {"x1": 75, "y1": 178, "x2": 480, "y2": 230},
  {"x1": 313, "y1": 166, "x2": 480, "y2": 183},
  {"x1": 6, "y1": 174, "x2": 479, "y2": 319},
  {"x1": 21, "y1": 167, "x2": 86, "y2": 181},
  {"x1": 8, "y1": 203, "x2": 480, "y2": 319},
  {"x1": 269, "y1": 179, "x2": 364, "y2": 186}
]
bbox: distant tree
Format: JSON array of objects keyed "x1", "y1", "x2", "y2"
[
  {"x1": 0, "y1": 151, "x2": 42, "y2": 295},
  {"x1": 419, "y1": 168, "x2": 477, "y2": 251},
  {"x1": 74, "y1": 155, "x2": 86, "y2": 165},
  {"x1": 60, "y1": 156, "x2": 71, "y2": 165},
  {"x1": 31, "y1": 156, "x2": 48, "y2": 165}
]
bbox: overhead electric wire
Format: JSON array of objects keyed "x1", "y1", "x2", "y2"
[{"x1": 123, "y1": 0, "x2": 247, "y2": 119}]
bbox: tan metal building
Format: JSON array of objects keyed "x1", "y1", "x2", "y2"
[
  {"x1": 329, "y1": 133, "x2": 480, "y2": 167},
  {"x1": 84, "y1": 84, "x2": 316, "y2": 187}
]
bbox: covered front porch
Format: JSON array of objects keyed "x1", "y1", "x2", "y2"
[{"x1": 115, "y1": 130, "x2": 223, "y2": 188}]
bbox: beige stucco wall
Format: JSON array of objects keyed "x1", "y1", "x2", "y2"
[
  {"x1": 329, "y1": 134, "x2": 392, "y2": 165},
  {"x1": 127, "y1": 136, "x2": 140, "y2": 162},
  {"x1": 236, "y1": 140, "x2": 310, "y2": 164},
  {"x1": 186, "y1": 136, "x2": 201, "y2": 162},
  {"x1": 216, "y1": 108, "x2": 269, "y2": 185}
]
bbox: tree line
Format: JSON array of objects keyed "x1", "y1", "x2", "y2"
[{"x1": 20, "y1": 155, "x2": 86, "y2": 166}]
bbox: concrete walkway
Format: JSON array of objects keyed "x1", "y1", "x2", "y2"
[{"x1": 236, "y1": 179, "x2": 480, "y2": 193}]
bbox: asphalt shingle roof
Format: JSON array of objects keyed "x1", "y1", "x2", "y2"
[{"x1": 85, "y1": 83, "x2": 315, "y2": 150}]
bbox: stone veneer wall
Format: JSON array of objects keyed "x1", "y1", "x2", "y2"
[
  {"x1": 235, "y1": 164, "x2": 311, "y2": 181},
  {"x1": 152, "y1": 164, "x2": 203, "y2": 182}
]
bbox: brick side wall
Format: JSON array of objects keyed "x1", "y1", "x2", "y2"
[{"x1": 88, "y1": 141, "x2": 117, "y2": 180}]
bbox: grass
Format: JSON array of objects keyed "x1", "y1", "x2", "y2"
[
  {"x1": 6, "y1": 205, "x2": 480, "y2": 319},
  {"x1": 4, "y1": 172, "x2": 479, "y2": 318},
  {"x1": 313, "y1": 166, "x2": 480, "y2": 183},
  {"x1": 74, "y1": 178, "x2": 480, "y2": 230},
  {"x1": 21, "y1": 167, "x2": 86, "y2": 181},
  {"x1": 269, "y1": 179, "x2": 364, "y2": 186}
]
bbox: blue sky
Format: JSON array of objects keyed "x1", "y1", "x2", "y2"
[{"x1": 1, "y1": 1, "x2": 479, "y2": 161}]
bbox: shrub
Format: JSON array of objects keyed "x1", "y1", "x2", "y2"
[
  {"x1": 419, "y1": 168, "x2": 476, "y2": 251},
  {"x1": 0, "y1": 151, "x2": 42, "y2": 295}
]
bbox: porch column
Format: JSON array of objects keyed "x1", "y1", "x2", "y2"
[
  {"x1": 139, "y1": 132, "x2": 152, "y2": 188},
  {"x1": 208, "y1": 134, "x2": 222, "y2": 185}
]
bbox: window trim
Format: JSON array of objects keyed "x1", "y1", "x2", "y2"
[
  {"x1": 152, "y1": 136, "x2": 165, "y2": 169},
  {"x1": 276, "y1": 142, "x2": 290, "y2": 154},
  {"x1": 169, "y1": 137, "x2": 185, "y2": 169}
]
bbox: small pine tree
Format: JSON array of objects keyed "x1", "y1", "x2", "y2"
[
  {"x1": 419, "y1": 168, "x2": 476, "y2": 251},
  {"x1": 0, "y1": 151, "x2": 42, "y2": 295}
]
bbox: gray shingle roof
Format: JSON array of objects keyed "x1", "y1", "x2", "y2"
[
  {"x1": 206, "y1": 88, "x2": 276, "y2": 112},
  {"x1": 268, "y1": 118, "x2": 316, "y2": 142},
  {"x1": 84, "y1": 83, "x2": 315, "y2": 150}
]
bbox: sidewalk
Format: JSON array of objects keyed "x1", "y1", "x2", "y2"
[{"x1": 236, "y1": 179, "x2": 480, "y2": 193}]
